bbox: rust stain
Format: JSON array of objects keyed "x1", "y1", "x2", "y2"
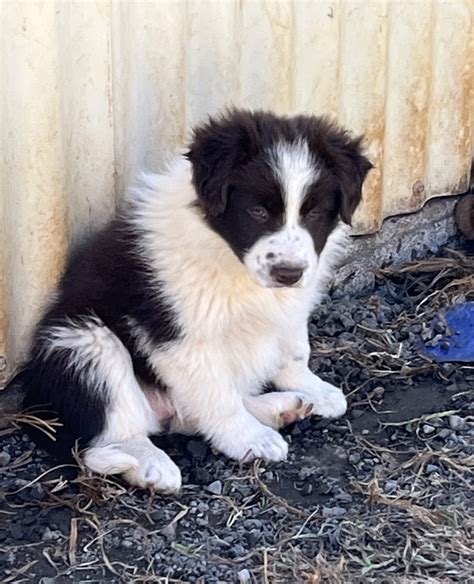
[
  {"x1": 411, "y1": 179, "x2": 426, "y2": 209},
  {"x1": 459, "y1": 6, "x2": 473, "y2": 183},
  {"x1": 39, "y1": 195, "x2": 70, "y2": 289},
  {"x1": 356, "y1": 110, "x2": 386, "y2": 234}
]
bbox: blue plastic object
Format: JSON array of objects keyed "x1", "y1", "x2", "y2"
[{"x1": 423, "y1": 302, "x2": 474, "y2": 363}]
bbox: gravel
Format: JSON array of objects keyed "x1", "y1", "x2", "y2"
[{"x1": 1, "y1": 242, "x2": 473, "y2": 583}]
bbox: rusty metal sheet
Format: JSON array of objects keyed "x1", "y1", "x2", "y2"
[{"x1": 1, "y1": 0, "x2": 472, "y2": 369}]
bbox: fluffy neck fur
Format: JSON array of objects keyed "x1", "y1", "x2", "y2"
[{"x1": 128, "y1": 158, "x2": 349, "y2": 337}]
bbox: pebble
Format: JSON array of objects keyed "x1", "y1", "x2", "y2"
[
  {"x1": 441, "y1": 363, "x2": 455, "y2": 376},
  {"x1": 161, "y1": 523, "x2": 176, "y2": 540},
  {"x1": 42, "y1": 528, "x2": 62, "y2": 542},
  {"x1": 351, "y1": 409, "x2": 365, "y2": 419},
  {"x1": 246, "y1": 529, "x2": 261, "y2": 546},
  {"x1": 300, "y1": 482, "x2": 313, "y2": 496},
  {"x1": 438, "y1": 428, "x2": 452, "y2": 439},
  {"x1": 238, "y1": 569, "x2": 253, "y2": 584},
  {"x1": 10, "y1": 524, "x2": 23, "y2": 540},
  {"x1": 422, "y1": 424, "x2": 435, "y2": 434},
  {"x1": 384, "y1": 480, "x2": 398, "y2": 492},
  {"x1": 243, "y1": 519, "x2": 262, "y2": 530},
  {"x1": 0, "y1": 452, "x2": 11, "y2": 466},
  {"x1": 349, "y1": 452, "x2": 361, "y2": 464},
  {"x1": 335, "y1": 491, "x2": 353, "y2": 503},
  {"x1": 206, "y1": 480, "x2": 223, "y2": 495},
  {"x1": 298, "y1": 467, "x2": 313, "y2": 480},
  {"x1": 449, "y1": 415, "x2": 466, "y2": 431},
  {"x1": 322, "y1": 506, "x2": 347, "y2": 517}
]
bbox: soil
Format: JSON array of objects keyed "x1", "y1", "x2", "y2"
[{"x1": 1, "y1": 242, "x2": 473, "y2": 583}]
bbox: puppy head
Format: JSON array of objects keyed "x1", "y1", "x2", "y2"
[{"x1": 186, "y1": 109, "x2": 372, "y2": 288}]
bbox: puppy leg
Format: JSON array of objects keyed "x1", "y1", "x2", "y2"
[
  {"x1": 40, "y1": 318, "x2": 181, "y2": 491},
  {"x1": 272, "y1": 322, "x2": 347, "y2": 419},
  {"x1": 156, "y1": 350, "x2": 288, "y2": 463},
  {"x1": 244, "y1": 392, "x2": 314, "y2": 429}
]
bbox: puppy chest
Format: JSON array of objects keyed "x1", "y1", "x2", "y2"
[{"x1": 224, "y1": 325, "x2": 281, "y2": 386}]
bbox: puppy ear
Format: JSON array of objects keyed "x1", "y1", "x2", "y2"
[
  {"x1": 186, "y1": 110, "x2": 260, "y2": 216},
  {"x1": 328, "y1": 131, "x2": 373, "y2": 226}
]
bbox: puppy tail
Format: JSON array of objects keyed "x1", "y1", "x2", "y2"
[{"x1": 5, "y1": 368, "x2": 80, "y2": 463}]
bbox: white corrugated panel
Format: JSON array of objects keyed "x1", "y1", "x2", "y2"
[{"x1": 1, "y1": 0, "x2": 473, "y2": 370}]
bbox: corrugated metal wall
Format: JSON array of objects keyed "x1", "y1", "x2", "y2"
[{"x1": 1, "y1": 0, "x2": 473, "y2": 371}]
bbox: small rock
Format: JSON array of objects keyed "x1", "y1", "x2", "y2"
[
  {"x1": 233, "y1": 544, "x2": 247, "y2": 557},
  {"x1": 193, "y1": 467, "x2": 212, "y2": 484},
  {"x1": 246, "y1": 529, "x2": 261, "y2": 546},
  {"x1": 300, "y1": 482, "x2": 313, "y2": 496},
  {"x1": 197, "y1": 501, "x2": 209, "y2": 513},
  {"x1": 122, "y1": 539, "x2": 133, "y2": 549},
  {"x1": 298, "y1": 467, "x2": 313, "y2": 480},
  {"x1": 441, "y1": 363, "x2": 455, "y2": 376},
  {"x1": 349, "y1": 452, "x2": 361, "y2": 464},
  {"x1": 0, "y1": 452, "x2": 11, "y2": 467},
  {"x1": 42, "y1": 527, "x2": 62, "y2": 542},
  {"x1": 438, "y1": 428, "x2": 452, "y2": 439},
  {"x1": 433, "y1": 321, "x2": 446, "y2": 334},
  {"x1": 335, "y1": 491, "x2": 353, "y2": 503},
  {"x1": 384, "y1": 480, "x2": 398, "y2": 493},
  {"x1": 449, "y1": 415, "x2": 467, "y2": 431},
  {"x1": 238, "y1": 569, "x2": 253, "y2": 584},
  {"x1": 10, "y1": 524, "x2": 23, "y2": 540},
  {"x1": 351, "y1": 409, "x2": 364, "y2": 419},
  {"x1": 372, "y1": 386, "x2": 385, "y2": 397},
  {"x1": 361, "y1": 429, "x2": 370, "y2": 435},
  {"x1": 161, "y1": 523, "x2": 176, "y2": 540},
  {"x1": 322, "y1": 506, "x2": 347, "y2": 517},
  {"x1": 207, "y1": 480, "x2": 223, "y2": 495},
  {"x1": 426, "y1": 464, "x2": 439, "y2": 474},
  {"x1": 422, "y1": 424, "x2": 435, "y2": 435},
  {"x1": 243, "y1": 519, "x2": 262, "y2": 530}
]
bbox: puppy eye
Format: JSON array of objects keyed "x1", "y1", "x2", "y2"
[
  {"x1": 307, "y1": 208, "x2": 323, "y2": 220},
  {"x1": 247, "y1": 206, "x2": 269, "y2": 222}
]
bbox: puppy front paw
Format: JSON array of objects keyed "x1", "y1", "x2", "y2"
[
  {"x1": 299, "y1": 377, "x2": 347, "y2": 419},
  {"x1": 212, "y1": 416, "x2": 288, "y2": 463}
]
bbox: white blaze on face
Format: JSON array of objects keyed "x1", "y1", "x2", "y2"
[{"x1": 244, "y1": 140, "x2": 321, "y2": 288}]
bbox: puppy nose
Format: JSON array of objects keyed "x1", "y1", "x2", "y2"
[{"x1": 270, "y1": 263, "x2": 305, "y2": 286}]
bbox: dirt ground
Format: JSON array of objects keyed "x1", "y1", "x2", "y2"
[{"x1": 1, "y1": 243, "x2": 473, "y2": 583}]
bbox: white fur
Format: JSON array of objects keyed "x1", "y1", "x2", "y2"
[
  {"x1": 43, "y1": 318, "x2": 181, "y2": 491},
  {"x1": 244, "y1": 141, "x2": 321, "y2": 288},
  {"x1": 270, "y1": 140, "x2": 320, "y2": 228},
  {"x1": 84, "y1": 437, "x2": 181, "y2": 492},
  {"x1": 244, "y1": 391, "x2": 314, "y2": 429},
  {"x1": 126, "y1": 157, "x2": 350, "y2": 463}
]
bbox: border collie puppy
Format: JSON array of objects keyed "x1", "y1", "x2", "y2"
[{"x1": 12, "y1": 110, "x2": 372, "y2": 491}]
